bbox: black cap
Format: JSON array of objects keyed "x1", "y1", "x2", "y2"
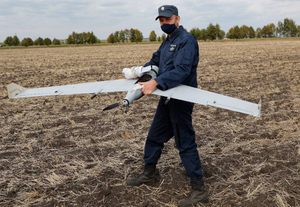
[{"x1": 155, "y1": 5, "x2": 178, "y2": 20}]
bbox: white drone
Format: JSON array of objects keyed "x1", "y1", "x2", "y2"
[{"x1": 7, "y1": 65, "x2": 261, "y2": 117}]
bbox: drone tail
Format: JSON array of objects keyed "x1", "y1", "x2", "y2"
[{"x1": 7, "y1": 83, "x2": 26, "y2": 99}]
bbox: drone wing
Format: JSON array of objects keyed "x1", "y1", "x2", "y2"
[
  {"x1": 7, "y1": 79, "x2": 137, "y2": 99},
  {"x1": 7, "y1": 80, "x2": 261, "y2": 117},
  {"x1": 152, "y1": 85, "x2": 261, "y2": 117}
]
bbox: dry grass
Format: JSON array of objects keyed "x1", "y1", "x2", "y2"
[{"x1": 0, "y1": 40, "x2": 299, "y2": 206}]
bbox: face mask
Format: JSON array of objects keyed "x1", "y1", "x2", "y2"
[{"x1": 161, "y1": 23, "x2": 177, "y2": 34}]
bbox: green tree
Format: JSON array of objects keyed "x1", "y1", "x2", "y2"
[
  {"x1": 199, "y1": 29, "x2": 207, "y2": 41},
  {"x1": 256, "y1": 27, "x2": 262, "y2": 38},
  {"x1": 12, "y1": 35, "x2": 20, "y2": 46},
  {"x1": 135, "y1": 29, "x2": 143, "y2": 42},
  {"x1": 129, "y1": 28, "x2": 136, "y2": 42},
  {"x1": 124, "y1": 29, "x2": 130, "y2": 42},
  {"x1": 71, "y1": 32, "x2": 76, "y2": 44},
  {"x1": 218, "y1": 30, "x2": 225, "y2": 39},
  {"x1": 149, "y1": 30, "x2": 157, "y2": 41},
  {"x1": 249, "y1": 26, "x2": 256, "y2": 38},
  {"x1": 21, "y1": 38, "x2": 33, "y2": 47},
  {"x1": 190, "y1": 28, "x2": 201, "y2": 40},
  {"x1": 261, "y1": 25, "x2": 269, "y2": 37},
  {"x1": 66, "y1": 35, "x2": 73, "y2": 44},
  {"x1": 157, "y1": 36, "x2": 161, "y2": 42},
  {"x1": 261, "y1": 23, "x2": 276, "y2": 38},
  {"x1": 297, "y1": 25, "x2": 300, "y2": 37},
  {"x1": 270, "y1": 23, "x2": 276, "y2": 37},
  {"x1": 206, "y1": 23, "x2": 216, "y2": 40},
  {"x1": 162, "y1": 33, "x2": 166, "y2": 41},
  {"x1": 114, "y1": 31, "x2": 120, "y2": 43},
  {"x1": 81, "y1": 32, "x2": 87, "y2": 44},
  {"x1": 227, "y1": 26, "x2": 241, "y2": 39},
  {"x1": 283, "y1": 18, "x2": 297, "y2": 37},
  {"x1": 277, "y1": 21, "x2": 284, "y2": 37},
  {"x1": 66, "y1": 31, "x2": 98, "y2": 44},
  {"x1": 66, "y1": 32, "x2": 75, "y2": 44},
  {"x1": 240, "y1": 25, "x2": 249, "y2": 38},
  {"x1": 86, "y1": 31, "x2": 97, "y2": 44},
  {"x1": 234, "y1": 25, "x2": 242, "y2": 39},
  {"x1": 216, "y1": 24, "x2": 225, "y2": 39},
  {"x1": 227, "y1": 28, "x2": 233, "y2": 39},
  {"x1": 52, "y1": 38, "x2": 61, "y2": 45},
  {"x1": 44, "y1": 38, "x2": 52, "y2": 46},
  {"x1": 34, "y1": 37, "x2": 44, "y2": 45},
  {"x1": 119, "y1": 30, "x2": 125, "y2": 42},
  {"x1": 77, "y1": 33, "x2": 83, "y2": 44},
  {"x1": 107, "y1": 33, "x2": 115, "y2": 43},
  {"x1": 205, "y1": 24, "x2": 225, "y2": 40},
  {"x1": 4, "y1": 36, "x2": 13, "y2": 46},
  {"x1": 72, "y1": 32, "x2": 80, "y2": 44},
  {"x1": 108, "y1": 28, "x2": 143, "y2": 43}
]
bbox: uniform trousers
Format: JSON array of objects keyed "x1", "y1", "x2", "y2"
[{"x1": 144, "y1": 96, "x2": 203, "y2": 180}]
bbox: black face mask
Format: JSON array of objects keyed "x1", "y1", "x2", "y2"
[{"x1": 161, "y1": 23, "x2": 177, "y2": 34}]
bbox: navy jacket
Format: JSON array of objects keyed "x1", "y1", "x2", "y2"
[{"x1": 144, "y1": 26, "x2": 199, "y2": 90}]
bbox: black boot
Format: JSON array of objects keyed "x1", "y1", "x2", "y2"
[
  {"x1": 126, "y1": 165, "x2": 158, "y2": 186},
  {"x1": 178, "y1": 178, "x2": 209, "y2": 207}
]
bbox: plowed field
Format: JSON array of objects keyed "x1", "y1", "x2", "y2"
[{"x1": 0, "y1": 40, "x2": 299, "y2": 206}]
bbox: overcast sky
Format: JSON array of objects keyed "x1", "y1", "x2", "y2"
[{"x1": 1, "y1": 0, "x2": 299, "y2": 41}]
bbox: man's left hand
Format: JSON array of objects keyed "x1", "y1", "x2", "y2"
[{"x1": 138, "y1": 80, "x2": 159, "y2": 95}]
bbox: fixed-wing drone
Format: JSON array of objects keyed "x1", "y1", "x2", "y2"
[{"x1": 7, "y1": 65, "x2": 261, "y2": 117}]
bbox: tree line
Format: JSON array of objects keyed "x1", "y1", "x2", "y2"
[
  {"x1": 107, "y1": 18, "x2": 299, "y2": 42},
  {"x1": 66, "y1": 31, "x2": 98, "y2": 44},
  {"x1": 190, "y1": 23, "x2": 226, "y2": 40},
  {"x1": 2, "y1": 31, "x2": 99, "y2": 47},
  {"x1": 1, "y1": 18, "x2": 299, "y2": 47},
  {"x1": 189, "y1": 18, "x2": 299, "y2": 40},
  {"x1": 106, "y1": 28, "x2": 143, "y2": 43},
  {"x1": 3, "y1": 36, "x2": 62, "y2": 47},
  {"x1": 3, "y1": 35, "x2": 63, "y2": 47},
  {"x1": 227, "y1": 18, "x2": 299, "y2": 39}
]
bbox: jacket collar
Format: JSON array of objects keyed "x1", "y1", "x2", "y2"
[{"x1": 167, "y1": 25, "x2": 184, "y2": 41}]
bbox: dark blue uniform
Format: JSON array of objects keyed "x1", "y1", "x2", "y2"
[{"x1": 144, "y1": 26, "x2": 203, "y2": 180}]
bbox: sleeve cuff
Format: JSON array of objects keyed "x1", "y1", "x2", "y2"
[{"x1": 155, "y1": 78, "x2": 169, "y2": 90}]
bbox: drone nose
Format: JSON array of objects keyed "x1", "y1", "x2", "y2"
[{"x1": 121, "y1": 99, "x2": 129, "y2": 106}]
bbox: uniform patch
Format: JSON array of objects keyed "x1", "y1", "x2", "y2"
[{"x1": 169, "y1": 44, "x2": 177, "y2": 52}]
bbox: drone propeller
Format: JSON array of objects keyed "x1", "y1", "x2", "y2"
[{"x1": 103, "y1": 102, "x2": 120, "y2": 111}]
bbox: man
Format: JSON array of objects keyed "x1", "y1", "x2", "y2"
[{"x1": 126, "y1": 5, "x2": 208, "y2": 206}]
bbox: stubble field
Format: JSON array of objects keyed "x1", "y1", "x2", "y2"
[{"x1": 0, "y1": 40, "x2": 299, "y2": 207}]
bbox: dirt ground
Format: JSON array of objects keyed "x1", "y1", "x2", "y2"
[{"x1": 0, "y1": 40, "x2": 299, "y2": 207}]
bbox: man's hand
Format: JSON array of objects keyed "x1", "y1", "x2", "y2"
[{"x1": 138, "y1": 79, "x2": 159, "y2": 95}]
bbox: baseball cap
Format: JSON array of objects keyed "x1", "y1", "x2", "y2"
[{"x1": 155, "y1": 5, "x2": 178, "y2": 20}]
